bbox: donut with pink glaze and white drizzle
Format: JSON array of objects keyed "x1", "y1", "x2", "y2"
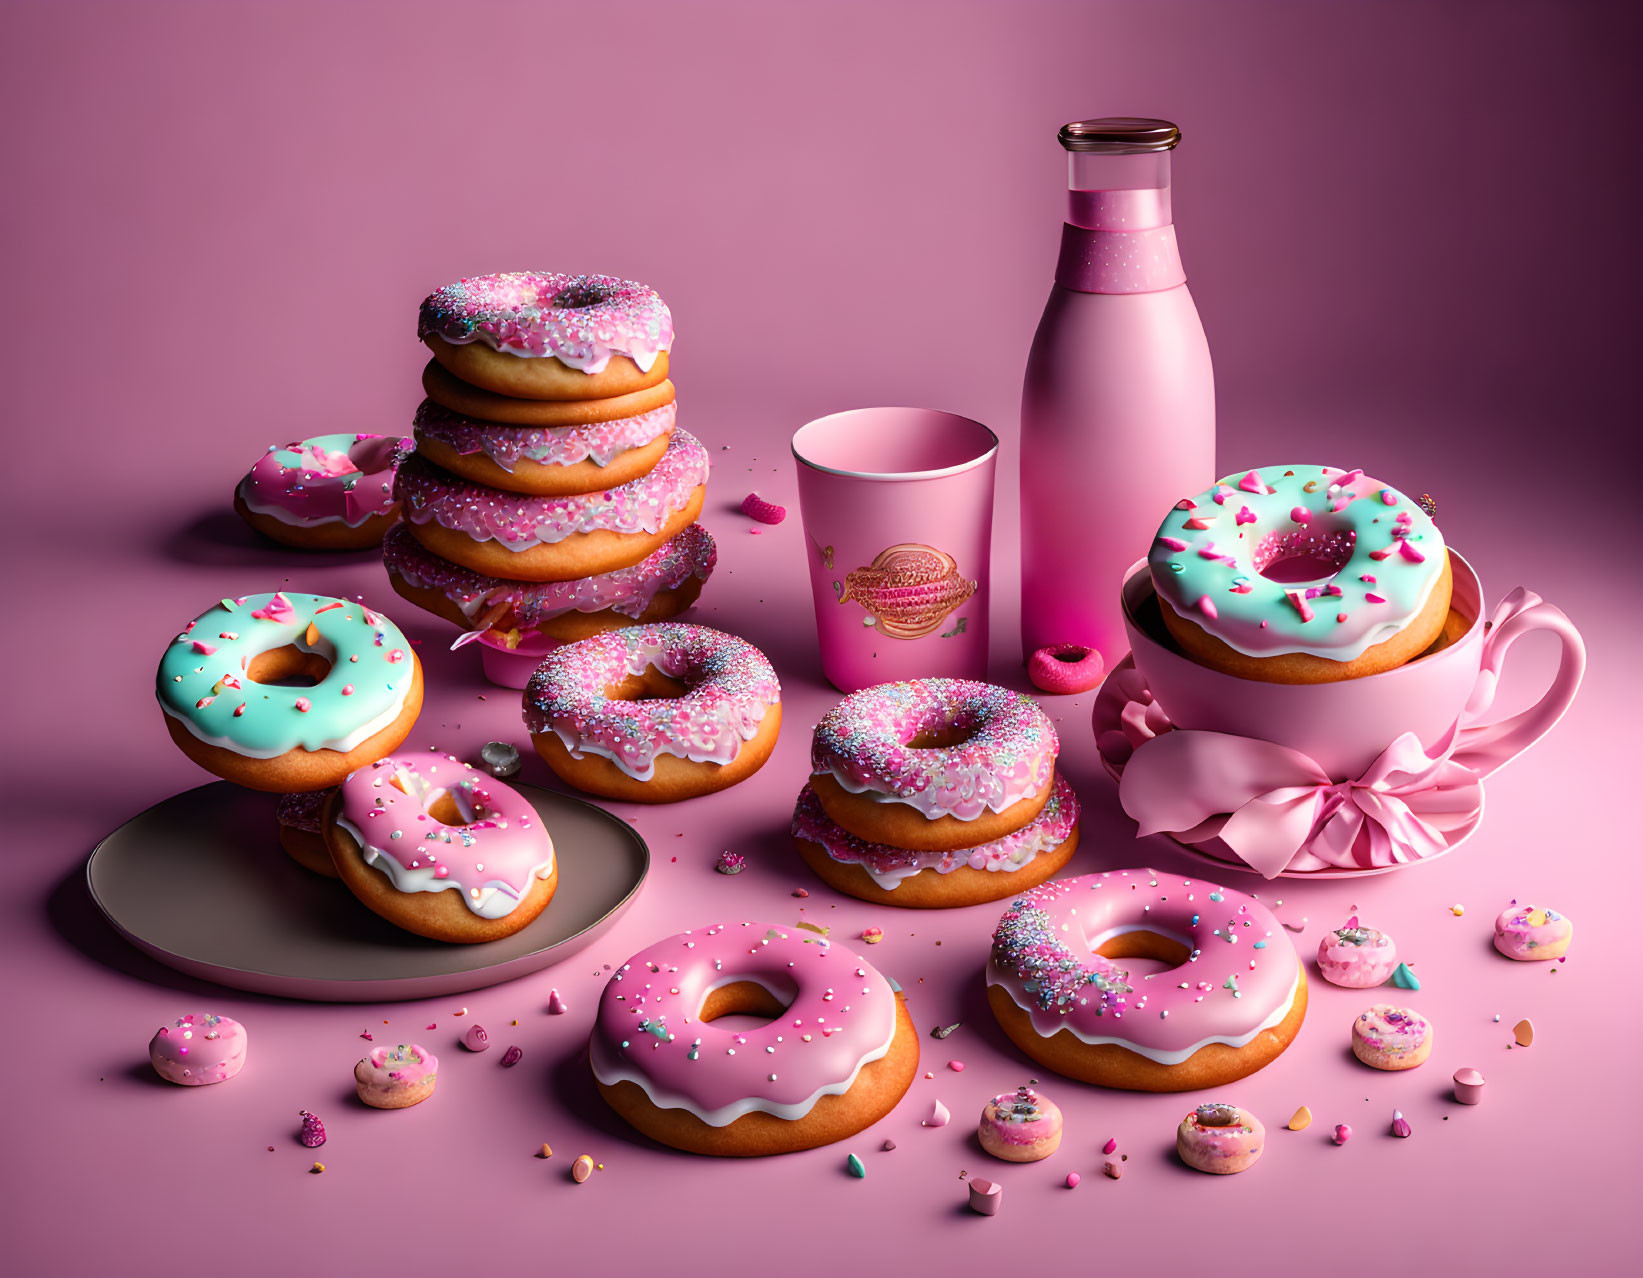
[
  {"x1": 149, "y1": 1012, "x2": 247, "y2": 1086},
  {"x1": 355, "y1": 1043, "x2": 438, "y2": 1108},
  {"x1": 275, "y1": 787, "x2": 338, "y2": 877},
  {"x1": 419, "y1": 272, "x2": 672, "y2": 401},
  {"x1": 394, "y1": 428, "x2": 708, "y2": 582},
  {"x1": 986, "y1": 869, "x2": 1307, "y2": 1092},
  {"x1": 810, "y1": 678, "x2": 1060, "y2": 853},
  {"x1": 234, "y1": 433, "x2": 411, "y2": 550},
  {"x1": 1316, "y1": 916, "x2": 1399, "y2": 988},
  {"x1": 590, "y1": 922, "x2": 918, "y2": 1156},
  {"x1": 323, "y1": 753, "x2": 556, "y2": 943},
  {"x1": 382, "y1": 519, "x2": 714, "y2": 646},
  {"x1": 1177, "y1": 1103, "x2": 1265, "y2": 1174},
  {"x1": 524, "y1": 623, "x2": 780, "y2": 804},
  {"x1": 1351, "y1": 1004, "x2": 1433, "y2": 1070},
  {"x1": 790, "y1": 773, "x2": 1080, "y2": 908},
  {"x1": 1493, "y1": 901, "x2": 1574, "y2": 960}
]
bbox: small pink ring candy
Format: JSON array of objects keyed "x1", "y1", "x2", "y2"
[{"x1": 1027, "y1": 644, "x2": 1105, "y2": 696}]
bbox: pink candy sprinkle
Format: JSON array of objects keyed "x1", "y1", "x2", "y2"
[
  {"x1": 1398, "y1": 539, "x2": 1426, "y2": 563},
  {"x1": 1333, "y1": 1124, "x2": 1352, "y2": 1145},
  {"x1": 1381, "y1": 490, "x2": 1399, "y2": 505},
  {"x1": 947, "y1": 1060, "x2": 965, "y2": 1072},
  {"x1": 1184, "y1": 516, "x2": 1213, "y2": 529},
  {"x1": 1238, "y1": 470, "x2": 1272, "y2": 494},
  {"x1": 1365, "y1": 593, "x2": 1386, "y2": 604},
  {"x1": 740, "y1": 492, "x2": 786, "y2": 524},
  {"x1": 191, "y1": 640, "x2": 218, "y2": 655},
  {"x1": 341, "y1": 684, "x2": 355, "y2": 695},
  {"x1": 1066, "y1": 1172, "x2": 1081, "y2": 1188},
  {"x1": 923, "y1": 1100, "x2": 951, "y2": 1128},
  {"x1": 1103, "y1": 1137, "x2": 1118, "y2": 1155},
  {"x1": 1361, "y1": 574, "x2": 1377, "y2": 584},
  {"x1": 1235, "y1": 505, "x2": 1257, "y2": 525},
  {"x1": 1290, "y1": 506, "x2": 1313, "y2": 524},
  {"x1": 294, "y1": 697, "x2": 311, "y2": 713},
  {"x1": 233, "y1": 703, "x2": 246, "y2": 716},
  {"x1": 1196, "y1": 594, "x2": 1218, "y2": 620},
  {"x1": 1157, "y1": 536, "x2": 1188, "y2": 552},
  {"x1": 1285, "y1": 590, "x2": 1315, "y2": 623}
]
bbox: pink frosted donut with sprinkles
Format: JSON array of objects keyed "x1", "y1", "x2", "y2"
[
  {"x1": 978, "y1": 1084, "x2": 1064, "y2": 1162},
  {"x1": 323, "y1": 752, "x2": 556, "y2": 944},
  {"x1": 589, "y1": 922, "x2": 919, "y2": 1155},
  {"x1": 234, "y1": 433, "x2": 411, "y2": 550},
  {"x1": 354, "y1": 1043, "x2": 438, "y2": 1109},
  {"x1": 382, "y1": 518, "x2": 714, "y2": 645},
  {"x1": 810, "y1": 678, "x2": 1059, "y2": 853},
  {"x1": 1176, "y1": 1102, "x2": 1265, "y2": 1174},
  {"x1": 149, "y1": 1012, "x2": 247, "y2": 1086},
  {"x1": 419, "y1": 271, "x2": 673, "y2": 401},
  {"x1": 394, "y1": 428, "x2": 708, "y2": 583},
  {"x1": 1351, "y1": 1003, "x2": 1433, "y2": 1070},
  {"x1": 524, "y1": 622, "x2": 780, "y2": 803},
  {"x1": 1316, "y1": 916, "x2": 1399, "y2": 988},
  {"x1": 1493, "y1": 901, "x2": 1573, "y2": 960},
  {"x1": 986, "y1": 868, "x2": 1307, "y2": 1091}
]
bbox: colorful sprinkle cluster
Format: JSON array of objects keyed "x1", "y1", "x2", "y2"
[
  {"x1": 990, "y1": 896, "x2": 1134, "y2": 1017},
  {"x1": 413, "y1": 398, "x2": 675, "y2": 471}
]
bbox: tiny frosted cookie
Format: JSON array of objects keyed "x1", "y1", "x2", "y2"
[
  {"x1": 1316, "y1": 916, "x2": 1398, "y2": 988},
  {"x1": 419, "y1": 272, "x2": 672, "y2": 401},
  {"x1": 1351, "y1": 1004, "x2": 1433, "y2": 1070},
  {"x1": 1493, "y1": 901, "x2": 1573, "y2": 960},
  {"x1": 275, "y1": 788, "x2": 339, "y2": 877},
  {"x1": 354, "y1": 1043, "x2": 438, "y2": 1108},
  {"x1": 149, "y1": 1012, "x2": 247, "y2": 1086},
  {"x1": 525, "y1": 623, "x2": 781, "y2": 803},
  {"x1": 234, "y1": 433, "x2": 411, "y2": 549},
  {"x1": 324, "y1": 753, "x2": 556, "y2": 943},
  {"x1": 156, "y1": 592, "x2": 423, "y2": 792},
  {"x1": 978, "y1": 1085, "x2": 1062, "y2": 1162},
  {"x1": 1177, "y1": 1103, "x2": 1264, "y2": 1174}
]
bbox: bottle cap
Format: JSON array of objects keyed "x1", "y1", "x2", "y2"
[{"x1": 1058, "y1": 118, "x2": 1180, "y2": 154}]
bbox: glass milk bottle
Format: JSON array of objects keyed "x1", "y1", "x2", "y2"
[{"x1": 1019, "y1": 117, "x2": 1215, "y2": 667}]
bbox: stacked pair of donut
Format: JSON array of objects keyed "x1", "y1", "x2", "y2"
[
  {"x1": 384, "y1": 272, "x2": 715, "y2": 650},
  {"x1": 791, "y1": 678, "x2": 1081, "y2": 907}
]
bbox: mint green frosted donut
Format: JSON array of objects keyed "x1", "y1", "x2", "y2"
[
  {"x1": 1147, "y1": 465, "x2": 1445, "y2": 661},
  {"x1": 156, "y1": 591, "x2": 416, "y2": 759}
]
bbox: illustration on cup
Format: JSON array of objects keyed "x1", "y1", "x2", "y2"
[{"x1": 835, "y1": 543, "x2": 977, "y2": 639}]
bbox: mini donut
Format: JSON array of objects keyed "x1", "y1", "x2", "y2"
[
  {"x1": 419, "y1": 272, "x2": 671, "y2": 401},
  {"x1": 1148, "y1": 465, "x2": 1453, "y2": 683},
  {"x1": 149, "y1": 1012, "x2": 247, "y2": 1086},
  {"x1": 524, "y1": 623, "x2": 781, "y2": 804},
  {"x1": 986, "y1": 869, "x2": 1307, "y2": 1092},
  {"x1": 1176, "y1": 1103, "x2": 1265, "y2": 1174},
  {"x1": 978, "y1": 1085, "x2": 1063, "y2": 1162},
  {"x1": 590, "y1": 922, "x2": 919, "y2": 1156},
  {"x1": 810, "y1": 679, "x2": 1059, "y2": 852},
  {"x1": 1027, "y1": 644, "x2": 1105, "y2": 696},
  {"x1": 234, "y1": 433, "x2": 411, "y2": 550},
  {"x1": 790, "y1": 773, "x2": 1080, "y2": 908},
  {"x1": 323, "y1": 753, "x2": 557, "y2": 944},
  {"x1": 382, "y1": 519, "x2": 714, "y2": 645},
  {"x1": 421, "y1": 358, "x2": 676, "y2": 427},
  {"x1": 395, "y1": 428, "x2": 709, "y2": 582},
  {"x1": 354, "y1": 1043, "x2": 438, "y2": 1108},
  {"x1": 1316, "y1": 916, "x2": 1398, "y2": 988},
  {"x1": 1351, "y1": 1004, "x2": 1433, "y2": 1070},
  {"x1": 411, "y1": 396, "x2": 674, "y2": 496},
  {"x1": 275, "y1": 788, "x2": 339, "y2": 877},
  {"x1": 156, "y1": 592, "x2": 423, "y2": 792},
  {"x1": 1493, "y1": 902, "x2": 1574, "y2": 960}
]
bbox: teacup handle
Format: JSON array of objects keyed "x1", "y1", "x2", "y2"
[{"x1": 1453, "y1": 587, "x2": 1585, "y2": 779}]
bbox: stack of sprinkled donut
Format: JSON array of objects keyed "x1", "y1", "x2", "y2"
[
  {"x1": 791, "y1": 678, "x2": 1081, "y2": 907},
  {"x1": 384, "y1": 272, "x2": 715, "y2": 649}
]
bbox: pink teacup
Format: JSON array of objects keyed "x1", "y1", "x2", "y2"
[{"x1": 1119, "y1": 552, "x2": 1584, "y2": 782}]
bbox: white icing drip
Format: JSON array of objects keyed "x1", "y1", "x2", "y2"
[
  {"x1": 235, "y1": 477, "x2": 386, "y2": 529},
  {"x1": 547, "y1": 705, "x2": 768, "y2": 783},
  {"x1": 820, "y1": 766, "x2": 1045, "y2": 820},
  {"x1": 159, "y1": 694, "x2": 405, "y2": 761},
  {"x1": 335, "y1": 815, "x2": 554, "y2": 921}
]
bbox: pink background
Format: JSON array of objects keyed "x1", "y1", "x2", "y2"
[{"x1": 3, "y1": 2, "x2": 1639, "y2": 1274}]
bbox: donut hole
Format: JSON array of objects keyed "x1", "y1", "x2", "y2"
[
  {"x1": 698, "y1": 976, "x2": 799, "y2": 1031},
  {"x1": 1253, "y1": 527, "x2": 1356, "y2": 585},
  {"x1": 907, "y1": 722, "x2": 974, "y2": 750},
  {"x1": 604, "y1": 668, "x2": 690, "y2": 703},
  {"x1": 551, "y1": 283, "x2": 606, "y2": 309},
  {"x1": 1094, "y1": 928, "x2": 1193, "y2": 978},
  {"x1": 1051, "y1": 647, "x2": 1094, "y2": 665},
  {"x1": 246, "y1": 644, "x2": 332, "y2": 688}
]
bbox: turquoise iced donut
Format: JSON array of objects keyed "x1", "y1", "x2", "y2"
[
  {"x1": 1147, "y1": 464, "x2": 1452, "y2": 682},
  {"x1": 156, "y1": 591, "x2": 424, "y2": 792}
]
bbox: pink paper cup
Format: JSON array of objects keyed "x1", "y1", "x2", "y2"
[
  {"x1": 1119, "y1": 552, "x2": 1583, "y2": 781},
  {"x1": 793, "y1": 407, "x2": 997, "y2": 692}
]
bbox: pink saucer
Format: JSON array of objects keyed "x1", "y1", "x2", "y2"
[{"x1": 1092, "y1": 655, "x2": 1482, "y2": 879}]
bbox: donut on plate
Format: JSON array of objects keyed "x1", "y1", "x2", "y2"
[
  {"x1": 986, "y1": 868, "x2": 1307, "y2": 1091},
  {"x1": 322, "y1": 752, "x2": 556, "y2": 943},
  {"x1": 590, "y1": 922, "x2": 918, "y2": 1156},
  {"x1": 394, "y1": 428, "x2": 708, "y2": 583},
  {"x1": 233, "y1": 433, "x2": 411, "y2": 550},
  {"x1": 383, "y1": 519, "x2": 714, "y2": 645},
  {"x1": 524, "y1": 622, "x2": 780, "y2": 803},
  {"x1": 1148, "y1": 465, "x2": 1452, "y2": 683},
  {"x1": 418, "y1": 272, "x2": 671, "y2": 402},
  {"x1": 275, "y1": 788, "x2": 338, "y2": 877},
  {"x1": 156, "y1": 592, "x2": 423, "y2": 792}
]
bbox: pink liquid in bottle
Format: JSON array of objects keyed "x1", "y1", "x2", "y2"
[{"x1": 1020, "y1": 118, "x2": 1215, "y2": 666}]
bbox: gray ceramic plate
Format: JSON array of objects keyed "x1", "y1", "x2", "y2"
[{"x1": 86, "y1": 780, "x2": 649, "y2": 1002}]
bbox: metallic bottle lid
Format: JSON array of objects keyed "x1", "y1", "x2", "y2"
[{"x1": 1058, "y1": 118, "x2": 1181, "y2": 154}]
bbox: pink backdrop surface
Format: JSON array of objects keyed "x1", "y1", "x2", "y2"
[{"x1": 3, "y1": 2, "x2": 1639, "y2": 1275}]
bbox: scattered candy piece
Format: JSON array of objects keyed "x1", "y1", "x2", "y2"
[
  {"x1": 791, "y1": 888, "x2": 809, "y2": 898},
  {"x1": 1103, "y1": 1160, "x2": 1122, "y2": 1179},
  {"x1": 359, "y1": 1029, "x2": 373, "y2": 1040},
  {"x1": 1453, "y1": 1068, "x2": 1485, "y2": 1105},
  {"x1": 931, "y1": 1022, "x2": 961, "y2": 1040},
  {"x1": 462, "y1": 1024, "x2": 490, "y2": 1052},
  {"x1": 1390, "y1": 1110, "x2": 1412, "y2": 1138},
  {"x1": 967, "y1": 1177, "x2": 1003, "y2": 1215},
  {"x1": 924, "y1": 1099, "x2": 951, "y2": 1128},
  {"x1": 299, "y1": 1111, "x2": 326, "y2": 1148},
  {"x1": 881, "y1": 1139, "x2": 896, "y2": 1151},
  {"x1": 478, "y1": 741, "x2": 521, "y2": 778},
  {"x1": 948, "y1": 1060, "x2": 965, "y2": 1072},
  {"x1": 1065, "y1": 1172, "x2": 1081, "y2": 1188},
  {"x1": 1513, "y1": 1018, "x2": 1535, "y2": 1047},
  {"x1": 861, "y1": 927, "x2": 883, "y2": 944},
  {"x1": 1390, "y1": 961, "x2": 1420, "y2": 990},
  {"x1": 500, "y1": 1045, "x2": 523, "y2": 1068},
  {"x1": 1450, "y1": 904, "x2": 1465, "y2": 916},
  {"x1": 1287, "y1": 1106, "x2": 1312, "y2": 1131},
  {"x1": 310, "y1": 1162, "x2": 325, "y2": 1174},
  {"x1": 547, "y1": 989, "x2": 567, "y2": 1015},
  {"x1": 1102, "y1": 1137, "x2": 1118, "y2": 1155},
  {"x1": 846, "y1": 1153, "x2": 866, "y2": 1178},
  {"x1": 715, "y1": 849, "x2": 746, "y2": 875},
  {"x1": 537, "y1": 1143, "x2": 553, "y2": 1158},
  {"x1": 571, "y1": 1155, "x2": 594, "y2": 1183},
  {"x1": 741, "y1": 492, "x2": 787, "y2": 524},
  {"x1": 1333, "y1": 1124, "x2": 1352, "y2": 1145}
]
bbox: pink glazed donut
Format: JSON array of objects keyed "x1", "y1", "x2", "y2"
[
  {"x1": 354, "y1": 1043, "x2": 438, "y2": 1108},
  {"x1": 1027, "y1": 644, "x2": 1105, "y2": 696},
  {"x1": 810, "y1": 678, "x2": 1060, "y2": 853},
  {"x1": 1176, "y1": 1103, "x2": 1265, "y2": 1174},
  {"x1": 1493, "y1": 902, "x2": 1574, "y2": 960},
  {"x1": 234, "y1": 433, "x2": 410, "y2": 550},
  {"x1": 148, "y1": 1012, "x2": 247, "y2": 1086},
  {"x1": 589, "y1": 922, "x2": 919, "y2": 1156},
  {"x1": 1351, "y1": 1004, "x2": 1434, "y2": 1070},
  {"x1": 524, "y1": 622, "x2": 781, "y2": 803},
  {"x1": 986, "y1": 869, "x2": 1307, "y2": 1091},
  {"x1": 978, "y1": 1085, "x2": 1064, "y2": 1162},
  {"x1": 1316, "y1": 916, "x2": 1399, "y2": 988}
]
